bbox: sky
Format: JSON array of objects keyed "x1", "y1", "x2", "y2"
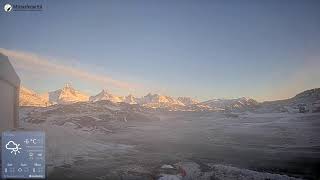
[{"x1": 0, "y1": 0, "x2": 320, "y2": 101}]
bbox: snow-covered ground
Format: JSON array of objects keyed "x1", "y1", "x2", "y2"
[
  {"x1": 19, "y1": 106, "x2": 320, "y2": 180},
  {"x1": 20, "y1": 117, "x2": 135, "y2": 174}
]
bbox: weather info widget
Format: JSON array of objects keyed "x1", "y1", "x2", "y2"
[{"x1": 1, "y1": 131, "x2": 45, "y2": 179}]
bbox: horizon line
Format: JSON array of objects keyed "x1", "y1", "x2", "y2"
[{"x1": 20, "y1": 83, "x2": 319, "y2": 103}]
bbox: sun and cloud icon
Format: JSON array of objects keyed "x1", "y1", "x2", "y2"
[{"x1": 5, "y1": 141, "x2": 22, "y2": 155}]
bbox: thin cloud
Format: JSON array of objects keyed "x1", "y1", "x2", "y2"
[{"x1": 0, "y1": 48, "x2": 139, "y2": 89}]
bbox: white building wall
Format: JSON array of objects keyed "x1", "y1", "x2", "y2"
[{"x1": 0, "y1": 80, "x2": 15, "y2": 132}]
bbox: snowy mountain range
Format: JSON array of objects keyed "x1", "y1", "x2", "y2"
[
  {"x1": 200, "y1": 97, "x2": 259, "y2": 111},
  {"x1": 20, "y1": 84, "x2": 90, "y2": 106},
  {"x1": 40, "y1": 83, "x2": 89, "y2": 104},
  {"x1": 19, "y1": 84, "x2": 320, "y2": 112},
  {"x1": 18, "y1": 85, "x2": 257, "y2": 111},
  {"x1": 19, "y1": 84, "x2": 199, "y2": 109}
]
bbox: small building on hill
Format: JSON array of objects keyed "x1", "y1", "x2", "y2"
[{"x1": 312, "y1": 100, "x2": 320, "y2": 113}]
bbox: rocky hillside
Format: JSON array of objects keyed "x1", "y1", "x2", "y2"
[
  {"x1": 20, "y1": 100, "x2": 158, "y2": 133},
  {"x1": 258, "y1": 88, "x2": 320, "y2": 113}
]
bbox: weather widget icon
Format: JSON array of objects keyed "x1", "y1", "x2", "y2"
[
  {"x1": 5, "y1": 141, "x2": 22, "y2": 155},
  {"x1": 2, "y1": 131, "x2": 45, "y2": 179}
]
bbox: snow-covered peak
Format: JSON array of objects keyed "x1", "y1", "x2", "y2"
[
  {"x1": 124, "y1": 94, "x2": 138, "y2": 104},
  {"x1": 19, "y1": 86, "x2": 51, "y2": 107},
  {"x1": 64, "y1": 83, "x2": 72, "y2": 88},
  {"x1": 177, "y1": 97, "x2": 199, "y2": 106},
  {"x1": 46, "y1": 84, "x2": 89, "y2": 104},
  {"x1": 139, "y1": 93, "x2": 185, "y2": 108},
  {"x1": 89, "y1": 89, "x2": 123, "y2": 103},
  {"x1": 101, "y1": 89, "x2": 110, "y2": 94},
  {"x1": 60, "y1": 83, "x2": 77, "y2": 93}
]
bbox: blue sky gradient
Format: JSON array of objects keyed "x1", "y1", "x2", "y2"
[{"x1": 1, "y1": 0, "x2": 320, "y2": 101}]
